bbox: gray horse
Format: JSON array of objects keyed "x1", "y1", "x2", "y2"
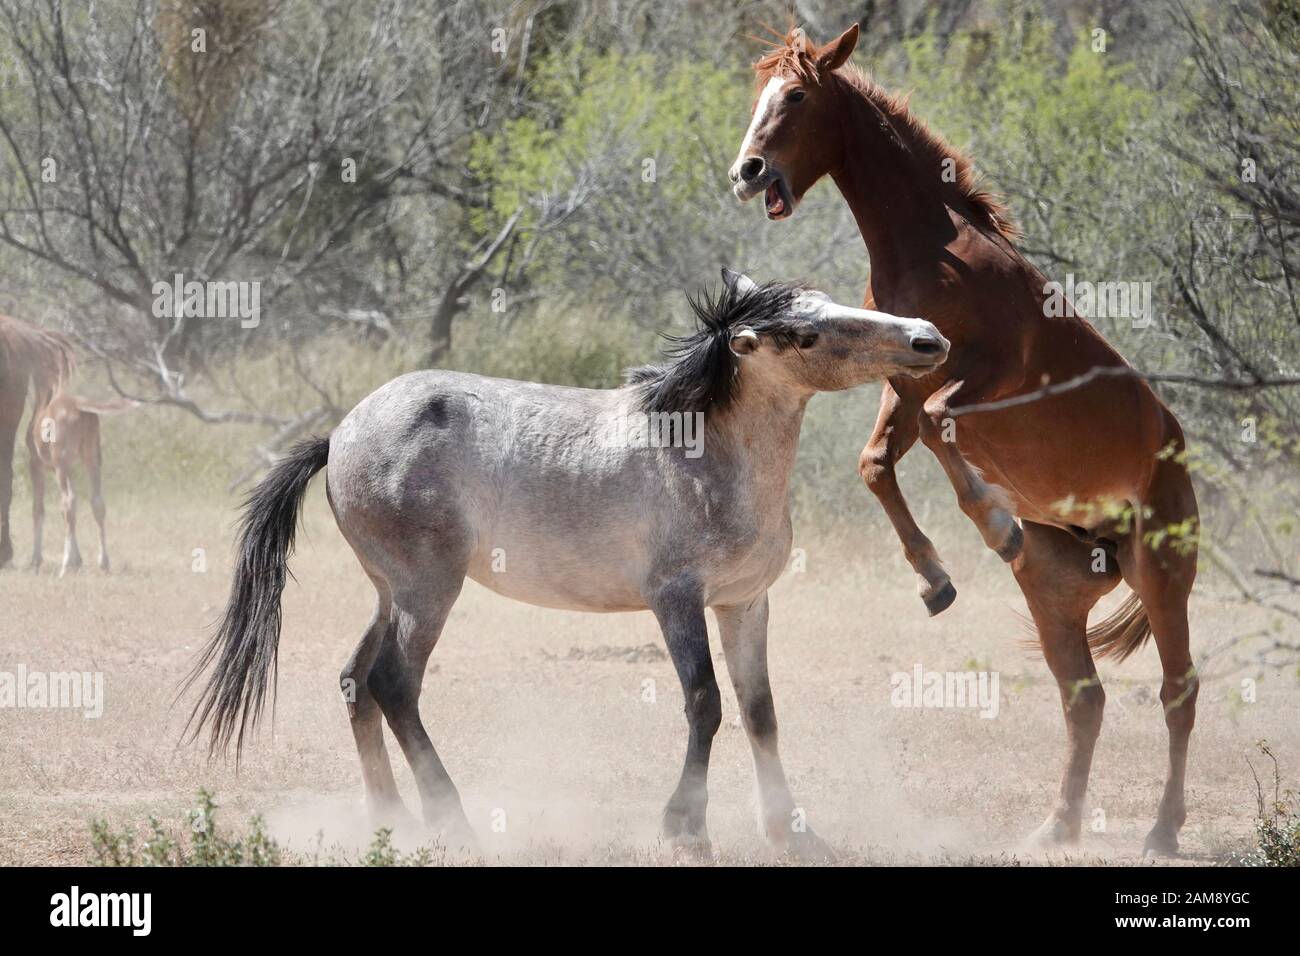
[{"x1": 185, "y1": 269, "x2": 947, "y2": 857}]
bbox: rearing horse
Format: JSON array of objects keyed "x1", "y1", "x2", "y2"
[{"x1": 729, "y1": 24, "x2": 1198, "y2": 856}]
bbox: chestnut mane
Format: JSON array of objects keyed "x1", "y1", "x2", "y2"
[{"x1": 753, "y1": 27, "x2": 1018, "y2": 240}]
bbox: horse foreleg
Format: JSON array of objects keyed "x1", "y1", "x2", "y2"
[
  {"x1": 649, "y1": 577, "x2": 720, "y2": 856},
  {"x1": 919, "y1": 378, "x2": 1023, "y2": 562},
  {"x1": 715, "y1": 594, "x2": 832, "y2": 860},
  {"x1": 0, "y1": 396, "x2": 20, "y2": 568},
  {"x1": 859, "y1": 382, "x2": 955, "y2": 615}
]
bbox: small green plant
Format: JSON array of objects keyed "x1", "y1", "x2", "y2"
[
  {"x1": 358, "y1": 828, "x2": 448, "y2": 867},
  {"x1": 361, "y1": 827, "x2": 400, "y2": 867},
  {"x1": 90, "y1": 790, "x2": 281, "y2": 867},
  {"x1": 89, "y1": 791, "x2": 458, "y2": 866},
  {"x1": 1236, "y1": 741, "x2": 1300, "y2": 867}
]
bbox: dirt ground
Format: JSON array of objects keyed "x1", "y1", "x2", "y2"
[{"x1": 1, "y1": 481, "x2": 1295, "y2": 866}]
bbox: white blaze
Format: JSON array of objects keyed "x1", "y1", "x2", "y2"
[{"x1": 737, "y1": 76, "x2": 785, "y2": 165}]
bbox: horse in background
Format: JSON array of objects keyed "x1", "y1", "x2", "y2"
[
  {"x1": 0, "y1": 313, "x2": 133, "y2": 576},
  {"x1": 0, "y1": 313, "x2": 74, "y2": 569}
]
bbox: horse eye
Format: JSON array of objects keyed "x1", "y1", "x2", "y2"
[
  {"x1": 798, "y1": 333, "x2": 819, "y2": 349},
  {"x1": 787, "y1": 89, "x2": 806, "y2": 103}
]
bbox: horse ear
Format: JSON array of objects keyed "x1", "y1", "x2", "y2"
[
  {"x1": 817, "y1": 23, "x2": 859, "y2": 72},
  {"x1": 729, "y1": 327, "x2": 760, "y2": 356},
  {"x1": 721, "y1": 268, "x2": 758, "y2": 296}
]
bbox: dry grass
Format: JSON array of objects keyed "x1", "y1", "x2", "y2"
[{"x1": 0, "y1": 403, "x2": 1296, "y2": 867}]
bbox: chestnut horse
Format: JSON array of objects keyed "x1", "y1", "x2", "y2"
[
  {"x1": 0, "y1": 314, "x2": 74, "y2": 569},
  {"x1": 29, "y1": 385, "x2": 135, "y2": 576},
  {"x1": 729, "y1": 24, "x2": 1198, "y2": 856},
  {"x1": 0, "y1": 313, "x2": 130, "y2": 575}
]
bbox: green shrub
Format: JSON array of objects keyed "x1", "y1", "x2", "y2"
[
  {"x1": 1235, "y1": 742, "x2": 1300, "y2": 867},
  {"x1": 89, "y1": 791, "x2": 457, "y2": 867},
  {"x1": 90, "y1": 790, "x2": 281, "y2": 867}
]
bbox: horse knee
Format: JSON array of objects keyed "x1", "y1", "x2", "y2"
[
  {"x1": 367, "y1": 654, "x2": 415, "y2": 717},
  {"x1": 1066, "y1": 681, "x2": 1105, "y2": 737},
  {"x1": 686, "y1": 682, "x2": 722, "y2": 739},
  {"x1": 741, "y1": 690, "x2": 777, "y2": 741},
  {"x1": 920, "y1": 394, "x2": 951, "y2": 431},
  {"x1": 858, "y1": 444, "x2": 893, "y2": 493},
  {"x1": 340, "y1": 665, "x2": 375, "y2": 718},
  {"x1": 1160, "y1": 675, "x2": 1197, "y2": 734}
]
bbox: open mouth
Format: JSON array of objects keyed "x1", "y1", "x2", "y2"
[
  {"x1": 734, "y1": 167, "x2": 795, "y2": 220},
  {"x1": 764, "y1": 176, "x2": 793, "y2": 220}
]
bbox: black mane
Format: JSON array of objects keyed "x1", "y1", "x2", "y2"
[{"x1": 627, "y1": 280, "x2": 806, "y2": 414}]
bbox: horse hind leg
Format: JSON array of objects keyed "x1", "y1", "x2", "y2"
[
  {"x1": 1013, "y1": 521, "x2": 1120, "y2": 848},
  {"x1": 55, "y1": 459, "x2": 82, "y2": 577},
  {"x1": 1140, "y1": 591, "x2": 1196, "y2": 858},
  {"x1": 82, "y1": 415, "x2": 110, "y2": 572},
  {"x1": 0, "y1": 388, "x2": 22, "y2": 568},
  {"x1": 367, "y1": 567, "x2": 475, "y2": 850},
  {"x1": 1115, "y1": 460, "x2": 1199, "y2": 857},
  {"x1": 340, "y1": 579, "x2": 411, "y2": 827}
]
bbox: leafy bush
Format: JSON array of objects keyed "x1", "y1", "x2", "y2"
[
  {"x1": 89, "y1": 790, "x2": 457, "y2": 867},
  {"x1": 90, "y1": 790, "x2": 281, "y2": 867},
  {"x1": 1235, "y1": 741, "x2": 1300, "y2": 867}
]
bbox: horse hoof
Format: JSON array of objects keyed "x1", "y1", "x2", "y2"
[
  {"x1": 1023, "y1": 815, "x2": 1080, "y2": 852},
  {"x1": 1142, "y1": 827, "x2": 1180, "y2": 859},
  {"x1": 923, "y1": 581, "x2": 957, "y2": 617},
  {"x1": 785, "y1": 827, "x2": 836, "y2": 863},
  {"x1": 663, "y1": 802, "x2": 712, "y2": 859},
  {"x1": 668, "y1": 834, "x2": 713, "y2": 862},
  {"x1": 369, "y1": 799, "x2": 418, "y2": 832},
  {"x1": 996, "y1": 523, "x2": 1024, "y2": 562},
  {"x1": 429, "y1": 819, "x2": 480, "y2": 857}
]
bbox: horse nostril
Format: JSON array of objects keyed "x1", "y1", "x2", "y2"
[
  {"x1": 740, "y1": 157, "x2": 765, "y2": 183},
  {"x1": 910, "y1": 334, "x2": 943, "y2": 356}
]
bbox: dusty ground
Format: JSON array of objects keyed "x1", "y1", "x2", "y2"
[{"x1": 1, "y1": 476, "x2": 1296, "y2": 866}]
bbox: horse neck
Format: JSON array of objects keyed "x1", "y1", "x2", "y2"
[
  {"x1": 713, "y1": 377, "x2": 809, "y2": 504},
  {"x1": 828, "y1": 82, "x2": 956, "y2": 285}
]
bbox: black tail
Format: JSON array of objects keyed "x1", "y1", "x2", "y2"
[{"x1": 181, "y1": 435, "x2": 330, "y2": 759}]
